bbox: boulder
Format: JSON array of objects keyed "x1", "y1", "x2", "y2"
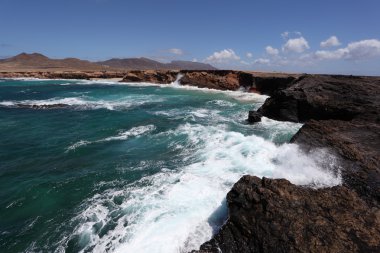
[{"x1": 247, "y1": 110, "x2": 262, "y2": 123}]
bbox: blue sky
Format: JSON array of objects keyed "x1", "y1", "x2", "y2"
[{"x1": 1, "y1": 0, "x2": 380, "y2": 75}]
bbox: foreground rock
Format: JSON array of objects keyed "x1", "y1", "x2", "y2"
[{"x1": 195, "y1": 176, "x2": 380, "y2": 253}]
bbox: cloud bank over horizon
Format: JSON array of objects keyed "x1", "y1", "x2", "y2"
[{"x1": 201, "y1": 32, "x2": 380, "y2": 75}]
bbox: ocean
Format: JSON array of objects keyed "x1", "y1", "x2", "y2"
[{"x1": 0, "y1": 78, "x2": 341, "y2": 252}]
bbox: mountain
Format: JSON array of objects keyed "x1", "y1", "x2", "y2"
[
  {"x1": 0, "y1": 53, "x2": 104, "y2": 71},
  {"x1": 0, "y1": 53, "x2": 217, "y2": 71},
  {"x1": 97, "y1": 58, "x2": 217, "y2": 70}
]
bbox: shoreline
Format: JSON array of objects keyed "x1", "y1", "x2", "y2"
[{"x1": 1, "y1": 70, "x2": 379, "y2": 252}]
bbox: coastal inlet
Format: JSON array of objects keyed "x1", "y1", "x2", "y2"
[{"x1": 0, "y1": 79, "x2": 340, "y2": 252}]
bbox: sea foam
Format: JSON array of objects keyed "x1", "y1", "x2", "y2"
[{"x1": 62, "y1": 123, "x2": 341, "y2": 253}]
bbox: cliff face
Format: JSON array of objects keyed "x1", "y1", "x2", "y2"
[
  {"x1": 195, "y1": 176, "x2": 380, "y2": 253},
  {"x1": 122, "y1": 70, "x2": 300, "y2": 93}
]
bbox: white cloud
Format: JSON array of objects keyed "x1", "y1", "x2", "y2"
[
  {"x1": 253, "y1": 58, "x2": 270, "y2": 65},
  {"x1": 192, "y1": 58, "x2": 198, "y2": 62},
  {"x1": 283, "y1": 37, "x2": 310, "y2": 53},
  {"x1": 205, "y1": 49, "x2": 240, "y2": 63},
  {"x1": 315, "y1": 39, "x2": 380, "y2": 60},
  {"x1": 265, "y1": 46, "x2": 279, "y2": 56},
  {"x1": 168, "y1": 48, "x2": 184, "y2": 55},
  {"x1": 281, "y1": 31, "x2": 289, "y2": 39},
  {"x1": 315, "y1": 49, "x2": 347, "y2": 60},
  {"x1": 281, "y1": 31, "x2": 302, "y2": 40},
  {"x1": 246, "y1": 52, "x2": 253, "y2": 58},
  {"x1": 320, "y1": 36, "x2": 341, "y2": 48}
]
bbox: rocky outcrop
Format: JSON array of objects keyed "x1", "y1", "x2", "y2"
[
  {"x1": 258, "y1": 75, "x2": 380, "y2": 123},
  {"x1": 121, "y1": 70, "x2": 301, "y2": 92},
  {"x1": 179, "y1": 70, "x2": 252, "y2": 90},
  {"x1": 247, "y1": 111, "x2": 262, "y2": 123},
  {"x1": 255, "y1": 74, "x2": 380, "y2": 204},
  {"x1": 196, "y1": 74, "x2": 380, "y2": 253},
  {"x1": 195, "y1": 176, "x2": 380, "y2": 253},
  {"x1": 122, "y1": 70, "x2": 178, "y2": 83},
  {"x1": 253, "y1": 76, "x2": 297, "y2": 96}
]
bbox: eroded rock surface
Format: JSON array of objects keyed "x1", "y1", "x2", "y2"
[{"x1": 195, "y1": 176, "x2": 380, "y2": 253}]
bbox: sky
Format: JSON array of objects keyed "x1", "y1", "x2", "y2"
[{"x1": 1, "y1": 0, "x2": 380, "y2": 75}]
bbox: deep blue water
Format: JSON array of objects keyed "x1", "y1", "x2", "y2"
[{"x1": 0, "y1": 78, "x2": 339, "y2": 253}]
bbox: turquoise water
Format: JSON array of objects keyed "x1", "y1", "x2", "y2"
[{"x1": 0, "y1": 79, "x2": 340, "y2": 253}]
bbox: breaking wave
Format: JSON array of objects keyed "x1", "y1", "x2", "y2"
[
  {"x1": 0, "y1": 96, "x2": 163, "y2": 111},
  {"x1": 67, "y1": 125, "x2": 156, "y2": 151},
  {"x1": 59, "y1": 123, "x2": 341, "y2": 253}
]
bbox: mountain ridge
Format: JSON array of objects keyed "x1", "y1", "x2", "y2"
[{"x1": 0, "y1": 53, "x2": 217, "y2": 71}]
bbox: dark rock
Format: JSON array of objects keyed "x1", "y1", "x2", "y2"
[
  {"x1": 253, "y1": 76, "x2": 297, "y2": 96},
  {"x1": 257, "y1": 74, "x2": 380, "y2": 204},
  {"x1": 247, "y1": 111, "x2": 262, "y2": 123},
  {"x1": 291, "y1": 120, "x2": 380, "y2": 204},
  {"x1": 194, "y1": 176, "x2": 380, "y2": 253},
  {"x1": 258, "y1": 75, "x2": 380, "y2": 123}
]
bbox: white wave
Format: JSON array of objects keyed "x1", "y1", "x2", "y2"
[
  {"x1": 207, "y1": 100, "x2": 235, "y2": 107},
  {"x1": 64, "y1": 123, "x2": 341, "y2": 253},
  {"x1": 119, "y1": 80, "x2": 268, "y2": 103},
  {"x1": 103, "y1": 125, "x2": 156, "y2": 141},
  {"x1": 154, "y1": 108, "x2": 225, "y2": 124},
  {"x1": 0, "y1": 96, "x2": 163, "y2": 111},
  {"x1": 256, "y1": 117, "x2": 304, "y2": 141},
  {"x1": 66, "y1": 140, "x2": 91, "y2": 151},
  {"x1": 67, "y1": 125, "x2": 156, "y2": 151}
]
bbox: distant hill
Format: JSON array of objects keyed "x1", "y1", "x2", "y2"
[
  {"x1": 0, "y1": 53, "x2": 217, "y2": 71},
  {"x1": 0, "y1": 53, "x2": 104, "y2": 71},
  {"x1": 97, "y1": 58, "x2": 217, "y2": 70}
]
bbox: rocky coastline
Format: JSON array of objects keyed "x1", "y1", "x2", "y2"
[
  {"x1": 195, "y1": 74, "x2": 380, "y2": 252},
  {"x1": 1, "y1": 70, "x2": 379, "y2": 252}
]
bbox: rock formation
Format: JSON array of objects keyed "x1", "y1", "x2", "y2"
[
  {"x1": 195, "y1": 176, "x2": 380, "y2": 253},
  {"x1": 256, "y1": 74, "x2": 380, "y2": 204},
  {"x1": 196, "y1": 74, "x2": 380, "y2": 252}
]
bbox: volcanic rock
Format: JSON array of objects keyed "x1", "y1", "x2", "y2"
[
  {"x1": 291, "y1": 119, "x2": 380, "y2": 204},
  {"x1": 258, "y1": 75, "x2": 380, "y2": 123},
  {"x1": 247, "y1": 111, "x2": 262, "y2": 123},
  {"x1": 195, "y1": 176, "x2": 380, "y2": 253}
]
